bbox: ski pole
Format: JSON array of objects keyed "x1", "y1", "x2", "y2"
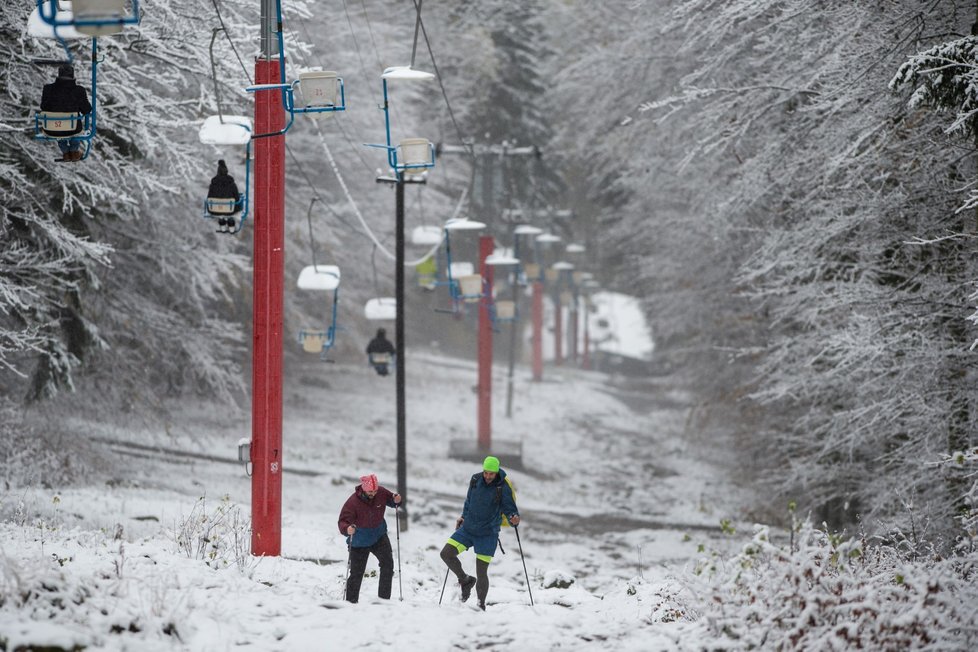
[
  {"x1": 514, "y1": 526, "x2": 533, "y2": 606},
  {"x1": 345, "y1": 540, "x2": 352, "y2": 599},
  {"x1": 395, "y1": 504, "x2": 403, "y2": 601},
  {"x1": 438, "y1": 567, "x2": 449, "y2": 605},
  {"x1": 497, "y1": 537, "x2": 506, "y2": 555}
]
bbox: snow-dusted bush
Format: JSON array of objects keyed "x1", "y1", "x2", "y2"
[
  {"x1": 172, "y1": 495, "x2": 253, "y2": 572},
  {"x1": 0, "y1": 398, "x2": 82, "y2": 489},
  {"x1": 946, "y1": 447, "x2": 978, "y2": 552},
  {"x1": 664, "y1": 519, "x2": 978, "y2": 650}
]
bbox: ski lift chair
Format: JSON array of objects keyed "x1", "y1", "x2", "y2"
[
  {"x1": 437, "y1": 218, "x2": 486, "y2": 310},
  {"x1": 198, "y1": 115, "x2": 252, "y2": 234},
  {"x1": 296, "y1": 71, "x2": 344, "y2": 119},
  {"x1": 296, "y1": 264, "x2": 341, "y2": 361},
  {"x1": 35, "y1": 0, "x2": 140, "y2": 37},
  {"x1": 367, "y1": 351, "x2": 395, "y2": 376},
  {"x1": 485, "y1": 252, "x2": 521, "y2": 325},
  {"x1": 365, "y1": 66, "x2": 437, "y2": 175},
  {"x1": 410, "y1": 226, "x2": 442, "y2": 290}
]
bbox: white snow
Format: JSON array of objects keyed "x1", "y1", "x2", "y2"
[
  {"x1": 382, "y1": 66, "x2": 436, "y2": 81},
  {"x1": 198, "y1": 116, "x2": 252, "y2": 146},
  {"x1": 27, "y1": 4, "x2": 86, "y2": 40},
  {"x1": 364, "y1": 297, "x2": 396, "y2": 320},
  {"x1": 410, "y1": 225, "x2": 443, "y2": 246},
  {"x1": 0, "y1": 350, "x2": 732, "y2": 650},
  {"x1": 588, "y1": 291, "x2": 654, "y2": 360},
  {"x1": 296, "y1": 265, "x2": 340, "y2": 291}
]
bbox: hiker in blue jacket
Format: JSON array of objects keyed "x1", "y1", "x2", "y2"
[{"x1": 440, "y1": 456, "x2": 519, "y2": 610}]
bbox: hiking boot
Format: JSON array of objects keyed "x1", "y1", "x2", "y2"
[{"x1": 459, "y1": 575, "x2": 476, "y2": 602}]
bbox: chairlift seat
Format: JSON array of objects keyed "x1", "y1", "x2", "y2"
[
  {"x1": 495, "y1": 300, "x2": 516, "y2": 320},
  {"x1": 297, "y1": 265, "x2": 341, "y2": 291},
  {"x1": 523, "y1": 263, "x2": 541, "y2": 280},
  {"x1": 300, "y1": 330, "x2": 328, "y2": 353},
  {"x1": 458, "y1": 274, "x2": 483, "y2": 302},
  {"x1": 37, "y1": 111, "x2": 83, "y2": 137},
  {"x1": 298, "y1": 71, "x2": 338, "y2": 109},
  {"x1": 545, "y1": 268, "x2": 559, "y2": 282},
  {"x1": 365, "y1": 297, "x2": 397, "y2": 321},
  {"x1": 206, "y1": 198, "x2": 237, "y2": 215},
  {"x1": 72, "y1": 0, "x2": 126, "y2": 36},
  {"x1": 398, "y1": 138, "x2": 433, "y2": 174}
]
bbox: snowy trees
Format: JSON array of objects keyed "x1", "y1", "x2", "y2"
[
  {"x1": 666, "y1": 519, "x2": 978, "y2": 649},
  {"x1": 0, "y1": 0, "x2": 270, "y2": 407},
  {"x1": 543, "y1": 0, "x2": 978, "y2": 536}
]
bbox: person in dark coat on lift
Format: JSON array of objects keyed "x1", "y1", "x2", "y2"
[
  {"x1": 40, "y1": 64, "x2": 92, "y2": 162},
  {"x1": 207, "y1": 159, "x2": 241, "y2": 233},
  {"x1": 366, "y1": 328, "x2": 396, "y2": 376}
]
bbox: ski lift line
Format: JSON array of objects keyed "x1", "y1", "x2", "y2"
[
  {"x1": 310, "y1": 109, "x2": 449, "y2": 267},
  {"x1": 209, "y1": 0, "x2": 253, "y2": 85},
  {"x1": 410, "y1": 0, "x2": 423, "y2": 69},
  {"x1": 410, "y1": 0, "x2": 472, "y2": 161},
  {"x1": 357, "y1": 0, "x2": 385, "y2": 73},
  {"x1": 280, "y1": 49, "x2": 376, "y2": 176},
  {"x1": 339, "y1": 0, "x2": 370, "y2": 78}
]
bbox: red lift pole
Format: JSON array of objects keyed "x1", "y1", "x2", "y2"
[
  {"x1": 569, "y1": 296, "x2": 579, "y2": 364},
  {"x1": 251, "y1": 0, "x2": 285, "y2": 557},
  {"x1": 554, "y1": 293, "x2": 563, "y2": 366},
  {"x1": 582, "y1": 295, "x2": 591, "y2": 371},
  {"x1": 531, "y1": 281, "x2": 544, "y2": 381},
  {"x1": 477, "y1": 235, "x2": 495, "y2": 449}
]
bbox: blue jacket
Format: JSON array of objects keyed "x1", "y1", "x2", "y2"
[{"x1": 461, "y1": 470, "x2": 518, "y2": 538}]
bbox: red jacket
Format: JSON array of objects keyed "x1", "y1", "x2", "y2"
[{"x1": 337, "y1": 485, "x2": 398, "y2": 547}]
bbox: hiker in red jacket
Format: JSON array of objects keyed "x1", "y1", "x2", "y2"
[{"x1": 337, "y1": 474, "x2": 402, "y2": 603}]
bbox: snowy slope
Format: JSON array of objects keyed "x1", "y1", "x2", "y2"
[{"x1": 0, "y1": 349, "x2": 740, "y2": 650}]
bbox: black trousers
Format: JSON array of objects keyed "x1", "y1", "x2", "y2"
[{"x1": 346, "y1": 534, "x2": 394, "y2": 602}]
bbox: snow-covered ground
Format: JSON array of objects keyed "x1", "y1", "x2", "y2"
[{"x1": 0, "y1": 349, "x2": 744, "y2": 651}]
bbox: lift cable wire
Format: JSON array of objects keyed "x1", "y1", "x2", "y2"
[
  {"x1": 358, "y1": 0, "x2": 385, "y2": 73},
  {"x1": 339, "y1": 0, "x2": 371, "y2": 77},
  {"x1": 281, "y1": 13, "x2": 377, "y2": 175},
  {"x1": 279, "y1": 6, "x2": 468, "y2": 267},
  {"x1": 209, "y1": 0, "x2": 252, "y2": 84},
  {"x1": 410, "y1": 0, "x2": 473, "y2": 161},
  {"x1": 209, "y1": 0, "x2": 467, "y2": 265},
  {"x1": 207, "y1": 0, "x2": 365, "y2": 240},
  {"x1": 410, "y1": 0, "x2": 422, "y2": 68}
]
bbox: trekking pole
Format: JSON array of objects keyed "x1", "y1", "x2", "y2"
[
  {"x1": 438, "y1": 568, "x2": 449, "y2": 605},
  {"x1": 514, "y1": 526, "x2": 534, "y2": 606},
  {"x1": 344, "y1": 540, "x2": 352, "y2": 599},
  {"x1": 395, "y1": 505, "x2": 403, "y2": 601}
]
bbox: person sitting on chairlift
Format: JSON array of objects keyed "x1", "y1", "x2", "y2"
[
  {"x1": 40, "y1": 64, "x2": 92, "y2": 162},
  {"x1": 366, "y1": 328, "x2": 396, "y2": 376},
  {"x1": 207, "y1": 159, "x2": 241, "y2": 233}
]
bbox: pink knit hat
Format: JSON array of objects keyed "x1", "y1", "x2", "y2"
[{"x1": 360, "y1": 474, "x2": 379, "y2": 492}]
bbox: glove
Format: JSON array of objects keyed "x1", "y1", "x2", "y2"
[{"x1": 455, "y1": 516, "x2": 464, "y2": 529}]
